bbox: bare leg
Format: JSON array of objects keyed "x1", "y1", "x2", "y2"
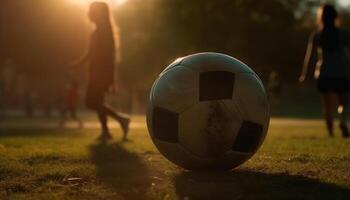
[
  {"x1": 323, "y1": 92, "x2": 337, "y2": 137},
  {"x1": 100, "y1": 104, "x2": 130, "y2": 140},
  {"x1": 87, "y1": 90, "x2": 129, "y2": 140},
  {"x1": 97, "y1": 109, "x2": 109, "y2": 134},
  {"x1": 338, "y1": 92, "x2": 350, "y2": 138}
]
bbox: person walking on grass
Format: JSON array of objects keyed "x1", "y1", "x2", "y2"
[
  {"x1": 300, "y1": 4, "x2": 350, "y2": 138},
  {"x1": 71, "y1": 2, "x2": 130, "y2": 141}
]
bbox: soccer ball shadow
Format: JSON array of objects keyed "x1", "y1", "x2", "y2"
[{"x1": 173, "y1": 169, "x2": 350, "y2": 200}]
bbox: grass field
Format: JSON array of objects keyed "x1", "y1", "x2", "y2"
[{"x1": 0, "y1": 116, "x2": 350, "y2": 200}]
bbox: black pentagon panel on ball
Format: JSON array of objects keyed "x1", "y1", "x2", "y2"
[
  {"x1": 199, "y1": 71, "x2": 235, "y2": 101},
  {"x1": 232, "y1": 121, "x2": 263, "y2": 153},
  {"x1": 152, "y1": 107, "x2": 179, "y2": 143}
]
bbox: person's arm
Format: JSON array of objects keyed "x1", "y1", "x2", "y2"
[
  {"x1": 69, "y1": 34, "x2": 93, "y2": 68},
  {"x1": 299, "y1": 33, "x2": 317, "y2": 83}
]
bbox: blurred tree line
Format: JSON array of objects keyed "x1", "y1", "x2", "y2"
[{"x1": 0, "y1": 0, "x2": 349, "y2": 113}]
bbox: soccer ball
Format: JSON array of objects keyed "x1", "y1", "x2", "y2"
[{"x1": 147, "y1": 52, "x2": 270, "y2": 170}]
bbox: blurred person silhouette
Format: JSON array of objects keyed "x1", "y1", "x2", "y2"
[
  {"x1": 59, "y1": 79, "x2": 83, "y2": 128},
  {"x1": 299, "y1": 4, "x2": 350, "y2": 138},
  {"x1": 70, "y1": 2, "x2": 130, "y2": 141}
]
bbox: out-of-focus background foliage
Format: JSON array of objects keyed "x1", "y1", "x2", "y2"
[{"x1": 1, "y1": 0, "x2": 350, "y2": 116}]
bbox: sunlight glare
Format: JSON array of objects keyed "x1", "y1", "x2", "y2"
[{"x1": 69, "y1": 0, "x2": 128, "y2": 7}]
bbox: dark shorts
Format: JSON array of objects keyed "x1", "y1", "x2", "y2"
[{"x1": 317, "y1": 78, "x2": 350, "y2": 94}]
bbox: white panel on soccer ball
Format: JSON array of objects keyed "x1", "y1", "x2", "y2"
[
  {"x1": 227, "y1": 73, "x2": 269, "y2": 126},
  {"x1": 222, "y1": 73, "x2": 269, "y2": 154},
  {"x1": 178, "y1": 101, "x2": 242, "y2": 158},
  {"x1": 152, "y1": 66, "x2": 198, "y2": 113},
  {"x1": 182, "y1": 52, "x2": 254, "y2": 74}
]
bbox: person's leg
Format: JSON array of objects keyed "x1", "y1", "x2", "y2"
[
  {"x1": 97, "y1": 108, "x2": 109, "y2": 133},
  {"x1": 86, "y1": 88, "x2": 112, "y2": 140},
  {"x1": 323, "y1": 92, "x2": 337, "y2": 137},
  {"x1": 100, "y1": 104, "x2": 130, "y2": 140},
  {"x1": 86, "y1": 86, "x2": 129, "y2": 140},
  {"x1": 338, "y1": 92, "x2": 350, "y2": 137}
]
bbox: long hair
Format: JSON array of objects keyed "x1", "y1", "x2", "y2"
[
  {"x1": 318, "y1": 4, "x2": 339, "y2": 51},
  {"x1": 89, "y1": 2, "x2": 121, "y2": 62}
]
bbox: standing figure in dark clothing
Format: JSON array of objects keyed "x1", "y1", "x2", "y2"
[
  {"x1": 299, "y1": 4, "x2": 350, "y2": 138},
  {"x1": 72, "y1": 2, "x2": 130, "y2": 141}
]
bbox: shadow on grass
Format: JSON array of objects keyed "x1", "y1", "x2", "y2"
[
  {"x1": 174, "y1": 170, "x2": 350, "y2": 200},
  {"x1": 89, "y1": 142, "x2": 151, "y2": 199}
]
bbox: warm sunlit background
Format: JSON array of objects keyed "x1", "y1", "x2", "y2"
[
  {"x1": 1, "y1": 0, "x2": 350, "y2": 117},
  {"x1": 339, "y1": 0, "x2": 350, "y2": 7},
  {"x1": 69, "y1": 0, "x2": 128, "y2": 7}
]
